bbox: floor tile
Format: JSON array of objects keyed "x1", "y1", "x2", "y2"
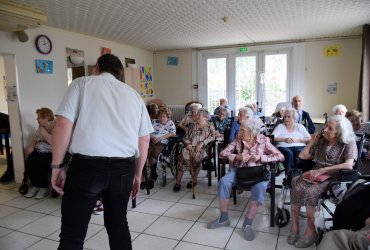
[
  {"x1": 26, "y1": 238, "x2": 59, "y2": 250},
  {"x1": 183, "y1": 222, "x2": 233, "y2": 248},
  {"x1": 144, "y1": 216, "x2": 194, "y2": 240},
  {"x1": 276, "y1": 234, "x2": 316, "y2": 250},
  {"x1": 127, "y1": 211, "x2": 159, "y2": 232},
  {"x1": 175, "y1": 241, "x2": 223, "y2": 250},
  {"x1": 26, "y1": 197, "x2": 61, "y2": 214},
  {"x1": 226, "y1": 229, "x2": 278, "y2": 250},
  {"x1": 0, "y1": 189, "x2": 21, "y2": 203},
  {"x1": 0, "y1": 210, "x2": 45, "y2": 230},
  {"x1": 0, "y1": 204, "x2": 20, "y2": 218},
  {"x1": 0, "y1": 231, "x2": 41, "y2": 250},
  {"x1": 132, "y1": 233, "x2": 178, "y2": 250},
  {"x1": 178, "y1": 192, "x2": 216, "y2": 207},
  {"x1": 133, "y1": 198, "x2": 174, "y2": 215},
  {"x1": 163, "y1": 203, "x2": 207, "y2": 221},
  {"x1": 18, "y1": 215, "x2": 61, "y2": 237},
  {"x1": 236, "y1": 213, "x2": 279, "y2": 235},
  {"x1": 0, "y1": 226, "x2": 12, "y2": 237},
  {"x1": 84, "y1": 229, "x2": 110, "y2": 250},
  {"x1": 3, "y1": 196, "x2": 40, "y2": 209},
  {"x1": 150, "y1": 188, "x2": 186, "y2": 202}
]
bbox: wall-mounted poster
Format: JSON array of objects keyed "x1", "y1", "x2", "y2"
[
  {"x1": 101, "y1": 47, "x2": 111, "y2": 55},
  {"x1": 140, "y1": 66, "x2": 153, "y2": 97},
  {"x1": 167, "y1": 56, "x2": 178, "y2": 66},
  {"x1": 35, "y1": 59, "x2": 53, "y2": 74}
]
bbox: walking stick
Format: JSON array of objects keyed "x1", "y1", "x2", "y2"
[{"x1": 189, "y1": 146, "x2": 195, "y2": 199}]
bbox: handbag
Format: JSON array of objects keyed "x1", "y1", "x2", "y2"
[{"x1": 236, "y1": 165, "x2": 271, "y2": 187}]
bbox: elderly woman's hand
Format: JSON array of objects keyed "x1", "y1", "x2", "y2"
[
  {"x1": 195, "y1": 143, "x2": 203, "y2": 153},
  {"x1": 249, "y1": 154, "x2": 261, "y2": 162}
]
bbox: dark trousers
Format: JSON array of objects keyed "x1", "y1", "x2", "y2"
[
  {"x1": 26, "y1": 151, "x2": 52, "y2": 188},
  {"x1": 58, "y1": 154, "x2": 135, "y2": 250},
  {"x1": 277, "y1": 146, "x2": 304, "y2": 173}
]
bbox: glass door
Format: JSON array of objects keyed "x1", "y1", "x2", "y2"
[{"x1": 206, "y1": 57, "x2": 227, "y2": 113}]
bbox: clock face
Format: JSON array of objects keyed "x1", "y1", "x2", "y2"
[{"x1": 35, "y1": 35, "x2": 52, "y2": 55}]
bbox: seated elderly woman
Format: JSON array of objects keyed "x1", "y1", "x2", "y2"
[
  {"x1": 272, "y1": 108, "x2": 311, "y2": 173},
  {"x1": 207, "y1": 118, "x2": 284, "y2": 241},
  {"x1": 211, "y1": 107, "x2": 231, "y2": 140},
  {"x1": 228, "y1": 107, "x2": 254, "y2": 143},
  {"x1": 288, "y1": 115, "x2": 357, "y2": 248},
  {"x1": 214, "y1": 98, "x2": 231, "y2": 117},
  {"x1": 332, "y1": 104, "x2": 347, "y2": 116},
  {"x1": 177, "y1": 103, "x2": 202, "y2": 135},
  {"x1": 173, "y1": 109, "x2": 215, "y2": 191},
  {"x1": 345, "y1": 109, "x2": 370, "y2": 159},
  {"x1": 148, "y1": 103, "x2": 160, "y2": 120},
  {"x1": 24, "y1": 107, "x2": 55, "y2": 199},
  {"x1": 147, "y1": 109, "x2": 176, "y2": 188}
]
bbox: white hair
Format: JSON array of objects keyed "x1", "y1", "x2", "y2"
[
  {"x1": 283, "y1": 108, "x2": 298, "y2": 120},
  {"x1": 239, "y1": 107, "x2": 254, "y2": 118},
  {"x1": 240, "y1": 118, "x2": 263, "y2": 136},
  {"x1": 332, "y1": 104, "x2": 347, "y2": 114},
  {"x1": 190, "y1": 103, "x2": 202, "y2": 110},
  {"x1": 327, "y1": 115, "x2": 356, "y2": 144}
]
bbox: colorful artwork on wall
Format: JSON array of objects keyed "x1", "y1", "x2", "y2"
[
  {"x1": 35, "y1": 59, "x2": 53, "y2": 74},
  {"x1": 140, "y1": 66, "x2": 153, "y2": 97}
]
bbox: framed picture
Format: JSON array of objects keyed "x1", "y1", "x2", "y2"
[
  {"x1": 167, "y1": 56, "x2": 178, "y2": 66},
  {"x1": 35, "y1": 59, "x2": 53, "y2": 74}
]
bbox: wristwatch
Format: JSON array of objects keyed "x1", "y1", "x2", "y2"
[{"x1": 50, "y1": 164, "x2": 63, "y2": 169}]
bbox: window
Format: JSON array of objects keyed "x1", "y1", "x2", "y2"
[{"x1": 201, "y1": 46, "x2": 292, "y2": 117}]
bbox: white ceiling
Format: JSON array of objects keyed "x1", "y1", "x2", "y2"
[{"x1": 14, "y1": 0, "x2": 370, "y2": 51}]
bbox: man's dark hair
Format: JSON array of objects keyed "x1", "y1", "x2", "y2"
[{"x1": 97, "y1": 54, "x2": 123, "y2": 80}]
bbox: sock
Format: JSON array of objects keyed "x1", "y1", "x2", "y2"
[
  {"x1": 243, "y1": 217, "x2": 253, "y2": 227},
  {"x1": 219, "y1": 211, "x2": 229, "y2": 223}
]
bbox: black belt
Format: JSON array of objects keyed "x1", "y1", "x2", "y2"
[{"x1": 73, "y1": 153, "x2": 135, "y2": 161}]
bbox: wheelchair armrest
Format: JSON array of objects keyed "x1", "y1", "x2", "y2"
[{"x1": 339, "y1": 169, "x2": 359, "y2": 182}]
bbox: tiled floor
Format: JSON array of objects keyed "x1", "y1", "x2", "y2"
[{"x1": 0, "y1": 169, "x2": 318, "y2": 250}]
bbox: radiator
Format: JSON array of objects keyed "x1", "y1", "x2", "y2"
[{"x1": 167, "y1": 105, "x2": 186, "y2": 122}]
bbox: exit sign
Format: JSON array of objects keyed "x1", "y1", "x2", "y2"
[{"x1": 239, "y1": 47, "x2": 248, "y2": 52}]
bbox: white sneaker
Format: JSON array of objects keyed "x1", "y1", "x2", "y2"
[
  {"x1": 24, "y1": 187, "x2": 39, "y2": 198},
  {"x1": 35, "y1": 188, "x2": 49, "y2": 200}
]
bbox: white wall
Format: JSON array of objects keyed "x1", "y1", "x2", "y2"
[
  {"x1": 154, "y1": 49, "x2": 193, "y2": 105},
  {"x1": 304, "y1": 38, "x2": 361, "y2": 117},
  {"x1": 0, "y1": 26, "x2": 153, "y2": 146},
  {"x1": 0, "y1": 57, "x2": 7, "y2": 113}
]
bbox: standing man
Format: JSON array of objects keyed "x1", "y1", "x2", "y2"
[
  {"x1": 292, "y1": 95, "x2": 315, "y2": 134},
  {"x1": 51, "y1": 54, "x2": 153, "y2": 250}
]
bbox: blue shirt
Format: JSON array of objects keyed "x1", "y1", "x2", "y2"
[{"x1": 228, "y1": 121, "x2": 241, "y2": 143}]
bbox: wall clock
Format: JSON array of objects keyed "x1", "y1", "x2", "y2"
[{"x1": 35, "y1": 35, "x2": 52, "y2": 55}]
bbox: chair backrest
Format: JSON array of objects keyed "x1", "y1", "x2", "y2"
[
  {"x1": 274, "y1": 102, "x2": 292, "y2": 112},
  {"x1": 354, "y1": 133, "x2": 365, "y2": 171}
]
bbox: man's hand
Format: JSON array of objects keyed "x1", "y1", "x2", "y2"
[
  {"x1": 131, "y1": 176, "x2": 141, "y2": 199},
  {"x1": 51, "y1": 168, "x2": 67, "y2": 196}
]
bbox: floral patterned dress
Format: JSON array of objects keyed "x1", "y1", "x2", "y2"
[
  {"x1": 178, "y1": 122, "x2": 215, "y2": 171},
  {"x1": 291, "y1": 138, "x2": 358, "y2": 207}
]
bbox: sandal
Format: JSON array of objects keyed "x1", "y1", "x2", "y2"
[
  {"x1": 287, "y1": 232, "x2": 299, "y2": 245},
  {"x1": 186, "y1": 181, "x2": 197, "y2": 188},
  {"x1": 173, "y1": 183, "x2": 181, "y2": 192}
]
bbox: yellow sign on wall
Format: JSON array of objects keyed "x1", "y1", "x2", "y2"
[{"x1": 324, "y1": 45, "x2": 340, "y2": 57}]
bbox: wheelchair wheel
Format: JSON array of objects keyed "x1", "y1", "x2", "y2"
[
  {"x1": 275, "y1": 208, "x2": 290, "y2": 227},
  {"x1": 161, "y1": 169, "x2": 166, "y2": 187},
  {"x1": 169, "y1": 141, "x2": 182, "y2": 177}
]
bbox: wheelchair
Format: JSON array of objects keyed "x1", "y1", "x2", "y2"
[{"x1": 156, "y1": 136, "x2": 183, "y2": 187}]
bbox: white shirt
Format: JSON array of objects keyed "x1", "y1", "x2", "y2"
[
  {"x1": 272, "y1": 123, "x2": 310, "y2": 147},
  {"x1": 56, "y1": 73, "x2": 154, "y2": 157}
]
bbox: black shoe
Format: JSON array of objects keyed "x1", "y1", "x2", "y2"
[
  {"x1": 186, "y1": 181, "x2": 197, "y2": 189},
  {"x1": 0, "y1": 171, "x2": 14, "y2": 184},
  {"x1": 173, "y1": 183, "x2": 181, "y2": 192},
  {"x1": 148, "y1": 180, "x2": 154, "y2": 189}
]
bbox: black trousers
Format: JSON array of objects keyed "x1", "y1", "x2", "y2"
[
  {"x1": 58, "y1": 154, "x2": 135, "y2": 250},
  {"x1": 26, "y1": 151, "x2": 52, "y2": 188}
]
